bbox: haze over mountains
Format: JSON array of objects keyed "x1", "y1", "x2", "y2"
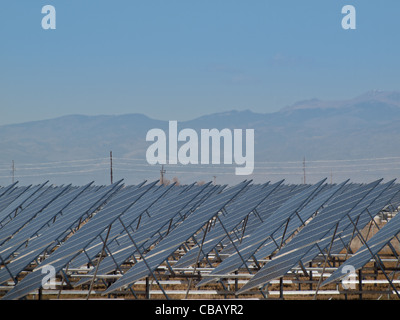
[{"x1": 1, "y1": 90, "x2": 400, "y2": 186}]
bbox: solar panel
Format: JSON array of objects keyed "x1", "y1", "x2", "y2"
[
  {"x1": 256, "y1": 184, "x2": 309, "y2": 220},
  {"x1": 0, "y1": 185, "x2": 31, "y2": 216},
  {"x1": 71, "y1": 182, "x2": 218, "y2": 287},
  {"x1": 0, "y1": 182, "x2": 18, "y2": 200},
  {"x1": 236, "y1": 183, "x2": 327, "y2": 248},
  {"x1": 237, "y1": 179, "x2": 382, "y2": 294},
  {"x1": 199, "y1": 184, "x2": 305, "y2": 260},
  {"x1": 2, "y1": 181, "x2": 156, "y2": 300},
  {"x1": 389, "y1": 185, "x2": 400, "y2": 208},
  {"x1": 328, "y1": 183, "x2": 400, "y2": 256},
  {"x1": 172, "y1": 184, "x2": 268, "y2": 268},
  {"x1": 2, "y1": 178, "x2": 400, "y2": 300},
  {"x1": 214, "y1": 184, "x2": 309, "y2": 257},
  {"x1": 197, "y1": 179, "x2": 327, "y2": 287},
  {"x1": 0, "y1": 185, "x2": 71, "y2": 245},
  {"x1": 0, "y1": 182, "x2": 95, "y2": 263},
  {"x1": 66, "y1": 182, "x2": 182, "y2": 270},
  {"x1": 0, "y1": 181, "x2": 123, "y2": 285},
  {"x1": 252, "y1": 180, "x2": 349, "y2": 263},
  {"x1": 299, "y1": 180, "x2": 398, "y2": 266},
  {"x1": 322, "y1": 187, "x2": 400, "y2": 287},
  {"x1": 102, "y1": 180, "x2": 251, "y2": 295},
  {"x1": 0, "y1": 182, "x2": 48, "y2": 228},
  {"x1": 173, "y1": 181, "x2": 284, "y2": 269},
  {"x1": 114, "y1": 184, "x2": 217, "y2": 249}
]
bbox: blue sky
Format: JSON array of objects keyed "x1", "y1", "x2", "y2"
[{"x1": 1, "y1": 0, "x2": 399, "y2": 125}]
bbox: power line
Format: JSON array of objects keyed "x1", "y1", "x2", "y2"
[
  {"x1": 0, "y1": 157, "x2": 109, "y2": 168},
  {"x1": 0, "y1": 167, "x2": 107, "y2": 179},
  {"x1": 2, "y1": 154, "x2": 400, "y2": 170},
  {"x1": 112, "y1": 160, "x2": 400, "y2": 170},
  {"x1": 1, "y1": 154, "x2": 400, "y2": 182},
  {"x1": 0, "y1": 162, "x2": 109, "y2": 172},
  {"x1": 2, "y1": 153, "x2": 400, "y2": 168}
]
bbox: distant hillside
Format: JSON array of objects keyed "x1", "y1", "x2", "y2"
[{"x1": 1, "y1": 90, "x2": 400, "y2": 186}]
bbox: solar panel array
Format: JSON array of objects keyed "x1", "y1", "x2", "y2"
[{"x1": 0, "y1": 178, "x2": 400, "y2": 300}]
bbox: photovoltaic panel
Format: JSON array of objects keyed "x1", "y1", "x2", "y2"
[
  {"x1": 237, "y1": 184, "x2": 320, "y2": 241},
  {"x1": 0, "y1": 185, "x2": 60, "y2": 232},
  {"x1": 89, "y1": 184, "x2": 228, "y2": 281},
  {"x1": 102, "y1": 180, "x2": 250, "y2": 295},
  {"x1": 0, "y1": 183, "x2": 48, "y2": 228},
  {"x1": 112, "y1": 183, "x2": 217, "y2": 251},
  {"x1": 256, "y1": 184, "x2": 308, "y2": 220},
  {"x1": 0, "y1": 185, "x2": 71, "y2": 246},
  {"x1": 299, "y1": 180, "x2": 397, "y2": 266},
  {"x1": 172, "y1": 183, "x2": 270, "y2": 268},
  {"x1": 389, "y1": 186, "x2": 400, "y2": 208},
  {"x1": 2, "y1": 178, "x2": 399, "y2": 300},
  {"x1": 66, "y1": 182, "x2": 176, "y2": 269},
  {"x1": 0, "y1": 185, "x2": 31, "y2": 216},
  {"x1": 237, "y1": 179, "x2": 382, "y2": 294},
  {"x1": 0, "y1": 182, "x2": 94, "y2": 263},
  {"x1": 0, "y1": 182, "x2": 18, "y2": 200},
  {"x1": 208, "y1": 184, "x2": 313, "y2": 259},
  {"x1": 2, "y1": 181, "x2": 156, "y2": 300},
  {"x1": 322, "y1": 188, "x2": 400, "y2": 287},
  {"x1": 252, "y1": 180, "x2": 349, "y2": 263},
  {"x1": 197, "y1": 179, "x2": 326, "y2": 287},
  {"x1": 72, "y1": 182, "x2": 218, "y2": 287},
  {"x1": 173, "y1": 181, "x2": 284, "y2": 269},
  {"x1": 328, "y1": 182, "x2": 400, "y2": 256},
  {"x1": 215, "y1": 184, "x2": 309, "y2": 257},
  {"x1": 0, "y1": 181, "x2": 123, "y2": 285}
]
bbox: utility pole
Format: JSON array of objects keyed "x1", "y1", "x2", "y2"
[
  {"x1": 303, "y1": 157, "x2": 306, "y2": 184},
  {"x1": 213, "y1": 176, "x2": 216, "y2": 185},
  {"x1": 11, "y1": 160, "x2": 15, "y2": 184},
  {"x1": 110, "y1": 151, "x2": 113, "y2": 184},
  {"x1": 160, "y1": 165, "x2": 166, "y2": 185}
]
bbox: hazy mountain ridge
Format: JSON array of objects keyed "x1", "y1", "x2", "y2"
[{"x1": 1, "y1": 90, "x2": 400, "y2": 184}]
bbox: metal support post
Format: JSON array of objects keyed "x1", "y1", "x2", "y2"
[
  {"x1": 118, "y1": 217, "x2": 170, "y2": 300},
  {"x1": 185, "y1": 220, "x2": 210, "y2": 299},
  {"x1": 313, "y1": 222, "x2": 339, "y2": 300},
  {"x1": 216, "y1": 215, "x2": 253, "y2": 274},
  {"x1": 145, "y1": 277, "x2": 150, "y2": 299},
  {"x1": 86, "y1": 224, "x2": 112, "y2": 300},
  {"x1": 347, "y1": 213, "x2": 400, "y2": 299}
]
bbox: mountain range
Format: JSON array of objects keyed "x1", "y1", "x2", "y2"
[{"x1": 1, "y1": 90, "x2": 400, "y2": 186}]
